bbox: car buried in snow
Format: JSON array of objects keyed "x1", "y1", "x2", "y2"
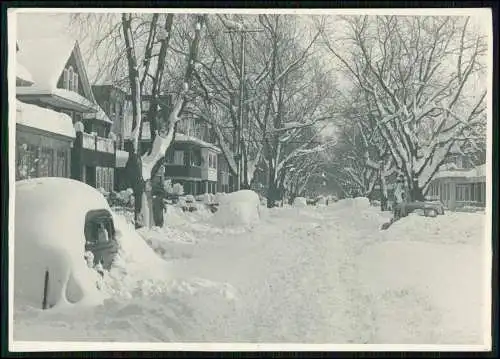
[
  {"x1": 404, "y1": 200, "x2": 445, "y2": 217},
  {"x1": 14, "y1": 177, "x2": 119, "y2": 309}
]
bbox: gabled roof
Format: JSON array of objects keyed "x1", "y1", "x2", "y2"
[
  {"x1": 434, "y1": 164, "x2": 486, "y2": 181},
  {"x1": 16, "y1": 38, "x2": 95, "y2": 103}
]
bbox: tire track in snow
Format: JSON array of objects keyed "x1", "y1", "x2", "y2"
[{"x1": 173, "y1": 207, "x2": 372, "y2": 343}]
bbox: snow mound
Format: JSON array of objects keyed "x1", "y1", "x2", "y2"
[
  {"x1": 357, "y1": 238, "x2": 485, "y2": 344},
  {"x1": 316, "y1": 196, "x2": 327, "y2": 205},
  {"x1": 212, "y1": 190, "x2": 261, "y2": 227},
  {"x1": 104, "y1": 214, "x2": 172, "y2": 297},
  {"x1": 14, "y1": 178, "x2": 109, "y2": 309},
  {"x1": 293, "y1": 197, "x2": 307, "y2": 207},
  {"x1": 137, "y1": 225, "x2": 200, "y2": 260},
  {"x1": 214, "y1": 192, "x2": 226, "y2": 204},
  {"x1": 334, "y1": 197, "x2": 371, "y2": 210},
  {"x1": 384, "y1": 212, "x2": 485, "y2": 246}
]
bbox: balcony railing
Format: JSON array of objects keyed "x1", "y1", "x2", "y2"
[
  {"x1": 82, "y1": 133, "x2": 96, "y2": 150},
  {"x1": 81, "y1": 132, "x2": 115, "y2": 154},
  {"x1": 97, "y1": 137, "x2": 115, "y2": 153}
]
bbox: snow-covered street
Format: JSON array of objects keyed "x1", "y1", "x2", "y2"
[{"x1": 13, "y1": 199, "x2": 489, "y2": 346}]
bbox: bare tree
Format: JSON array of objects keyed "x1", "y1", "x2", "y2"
[
  {"x1": 323, "y1": 15, "x2": 487, "y2": 200},
  {"x1": 73, "y1": 13, "x2": 206, "y2": 228}
]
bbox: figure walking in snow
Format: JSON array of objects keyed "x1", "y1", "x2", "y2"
[{"x1": 393, "y1": 175, "x2": 407, "y2": 220}]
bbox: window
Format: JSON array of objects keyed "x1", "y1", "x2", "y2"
[
  {"x1": 174, "y1": 151, "x2": 184, "y2": 165},
  {"x1": 183, "y1": 151, "x2": 191, "y2": 166},
  {"x1": 38, "y1": 148, "x2": 54, "y2": 177},
  {"x1": 68, "y1": 67, "x2": 74, "y2": 91},
  {"x1": 208, "y1": 153, "x2": 217, "y2": 169},
  {"x1": 165, "y1": 150, "x2": 174, "y2": 164},
  {"x1": 95, "y1": 167, "x2": 114, "y2": 192},
  {"x1": 63, "y1": 69, "x2": 69, "y2": 89},
  {"x1": 56, "y1": 150, "x2": 67, "y2": 177},
  {"x1": 73, "y1": 72, "x2": 79, "y2": 92},
  {"x1": 96, "y1": 167, "x2": 103, "y2": 190},
  {"x1": 192, "y1": 150, "x2": 202, "y2": 166},
  {"x1": 476, "y1": 183, "x2": 482, "y2": 203},
  {"x1": 16, "y1": 142, "x2": 38, "y2": 180},
  {"x1": 456, "y1": 184, "x2": 472, "y2": 202}
]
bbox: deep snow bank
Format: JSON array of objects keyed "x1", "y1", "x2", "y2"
[
  {"x1": 212, "y1": 190, "x2": 261, "y2": 227},
  {"x1": 334, "y1": 197, "x2": 371, "y2": 210},
  {"x1": 14, "y1": 178, "x2": 108, "y2": 309},
  {"x1": 103, "y1": 214, "x2": 173, "y2": 298},
  {"x1": 356, "y1": 212, "x2": 488, "y2": 344}
]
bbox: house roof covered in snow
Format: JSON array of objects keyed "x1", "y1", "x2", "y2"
[
  {"x1": 175, "y1": 133, "x2": 221, "y2": 152},
  {"x1": 16, "y1": 38, "x2": 96, "y2": 104},
  {"x1": 16, "y1": 100, "x2": 76, "y2": 139},
  {"x1": 82, "y1": 105, "x2": 113, "y2": 124},
  {"x1": 16, "y1": 86, "x2": 98, "y2": 114},
  {"x1": 434, "y1": 164, "x2": 486, "y2": 181}
]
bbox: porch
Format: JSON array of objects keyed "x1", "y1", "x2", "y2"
[{"x1": 71, "y1": 130, "x2": 116, "y2": 192}]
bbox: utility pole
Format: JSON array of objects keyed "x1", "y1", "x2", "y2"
[{"x1": 224, "y1": 25, "x2": 263, "y2": 191}]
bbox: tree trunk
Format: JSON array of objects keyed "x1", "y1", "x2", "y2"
[
  {"x1": 380, "y1": 172, "x2": 389, "y2": 211},
  {"x1": 122, "y1": 14, "x2": 145, "y2": 229},
  {"x1": 410, "y1": 180, "x2": 426, "y2": 202},
  {"x1": 266, "y1": 162, "x2": 279, "y2": 208}
]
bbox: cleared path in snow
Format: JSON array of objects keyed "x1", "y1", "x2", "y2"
[{"x1": 169, "y1": 206, "x2": 380, "y2": 343}]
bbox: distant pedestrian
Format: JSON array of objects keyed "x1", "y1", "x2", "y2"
[{"x1": 393, "y1": 175, "x2": 407, "y2": 220}]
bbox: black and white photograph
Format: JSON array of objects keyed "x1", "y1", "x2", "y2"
[{"x1": 7, "y1": 7, "x2": 492, "y2": 351}]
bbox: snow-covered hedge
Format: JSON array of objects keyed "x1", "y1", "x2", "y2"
[
  {"x1": 293, "y1": 197, "x2": 307, "y2": 207},
  {"x1": 212, "y1": 190, "x2": 261, "y2": 227}
]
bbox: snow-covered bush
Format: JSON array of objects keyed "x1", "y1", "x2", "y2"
[
  {"x1": 293, "y1": 197, "x2": 307, "y2": 207},
  {"x1": 185, "y1": 195, "x2": 195, "y2": 203},
  {"x1": 164, "y1": 180, "x2": 184, "y2": 197},
  {"x1": 316, "y1": 196, "x2": 327, "y2": 205},
  {"x1": 212, "y1": 190, "x2": 261, "y2": 227},
  {"x1": 14, "y1": 178, "x2": 109, "y2": 309}
]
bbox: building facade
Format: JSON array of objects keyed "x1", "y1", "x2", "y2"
[
  {"x1": 15, "y1": 38, "x2": 117, "y2": 192},
  {"x1": 427, "y1": 162, "x2": 486, "y2": 210}
]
